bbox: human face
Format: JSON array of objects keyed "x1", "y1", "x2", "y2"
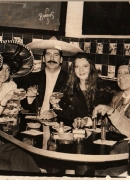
[
  {"x1": 74, "y1": 58, "x2": 90, "y2": 81},
  {"x1": 43, "y1": 49, "x2": 62, "y2": 71},
  {"x1": 0, "y1": 64, "x2": 10, "y2": 83},
  {"x1": 117, "y1": 65, "x2": 130, "y2": 95}
]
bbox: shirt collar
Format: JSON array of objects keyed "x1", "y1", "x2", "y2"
[{"x1": 45, "y1": 67, "x2": 61, "y2": 78}]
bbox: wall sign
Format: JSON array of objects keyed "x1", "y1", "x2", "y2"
[{"x1": 0, "y1": 2, "x2": 63, "y2": 31}]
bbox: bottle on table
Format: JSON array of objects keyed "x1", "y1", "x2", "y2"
[
  {"x1": 92, "y1": 118, "x2": 97, "y2": 129},
  {"x1": 101, "y1": 118, "x2": 106, "y2": 141},
  {"x1": 58, "y1": 121, "x2": 64, "y2": 134}
]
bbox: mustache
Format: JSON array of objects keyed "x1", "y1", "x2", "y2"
[{"x1": 47, "y1": 60, "x2": 57, "y2": 64}]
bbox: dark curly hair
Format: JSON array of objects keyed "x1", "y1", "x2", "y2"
[{"x1": 64, "y1": 52, "x2": 98, "y2": 113}]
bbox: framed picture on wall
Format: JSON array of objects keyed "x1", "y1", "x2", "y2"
[{"x1": 0, "y1": 1, "x2": 67, "y2": 35}]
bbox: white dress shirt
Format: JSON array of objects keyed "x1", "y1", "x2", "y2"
[{"x1": 40, "y1": 67, "x2": 61, "y2": 114}]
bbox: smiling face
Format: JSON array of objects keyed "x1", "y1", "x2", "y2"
[
  {"x1": 117, "y1": 65, "x2": 130, "y2": 95},
  {"x1": 43, "y1": 49, "x2": 62, "y2": 72},
  {"x1": 74, "y1": 58, "x2": 90, "y2": 81},
  {"x1": 0, "y1": 64, "x2": 11, "y2": 83}
]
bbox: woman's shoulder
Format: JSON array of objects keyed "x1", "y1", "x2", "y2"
[{"x1": 4, "y1": 80, "x2": 17, "y2": 89}]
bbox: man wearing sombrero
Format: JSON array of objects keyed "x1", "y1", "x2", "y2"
[{"x1": 22, "y1": 36, "x2": 83, "y2": 120}]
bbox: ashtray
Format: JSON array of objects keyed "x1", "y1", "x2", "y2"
[{"x1": 27, "y1": 122, "x2": 41, "y2": 129}]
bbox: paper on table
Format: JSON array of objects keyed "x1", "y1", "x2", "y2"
[
  {"x1": 25, "y1": 115, "x2": 37, "y2": 120},
  {"x1": 93, "y1": 139, "x2": 117, "y2": 146},
  {"x1": 85, "y1": 128, "x2": 101, "y2": 133},
  {"x1": 124, "y1": 137, "x2": 130, "y2": 140},
  {"x1": 40, "y1": 121, "x2": 59, "y2": 126},
  {"x1": 21, "y1": 129, "x2": 44, "y2": 136}
]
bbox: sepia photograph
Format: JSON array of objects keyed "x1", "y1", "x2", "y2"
[{"x1": 0, "y1": 1, "x2": 129, "y2": 179}]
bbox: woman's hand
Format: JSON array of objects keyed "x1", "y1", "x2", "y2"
[
  {"x1": 73, "y1": 116, "x2": 92, "y2": 129},
  {"x1": 26, "y1": 85, "x2": 39, "y2": 104},
  {"x1": 39, "y1": 110, "x2": 57, "y2": 120},
  {"x1": 92, "y1": 104, "x2": 112, "y2": 119},
  {"x1": 26, "y1": 85, "x2": 38, "y2": 97}
]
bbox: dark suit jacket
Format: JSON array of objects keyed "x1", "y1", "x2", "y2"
[{"x1": 21, "y1": 69, "x2": 68, "y2": 113}]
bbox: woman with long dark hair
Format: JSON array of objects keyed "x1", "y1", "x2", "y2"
[
  {"x1": 64, "y1": 52, "x2": 98, "y2": 117},
  {"x1": 50, "y1": 52, "x2": 99, "y2": 126},
  {"x1": 51, "y1": 52, "x2": 113, "y2": 127}
]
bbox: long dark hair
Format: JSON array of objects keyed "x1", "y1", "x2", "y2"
[
  {"x1": 0, "y1": 57, "x2": 13, "y2": 82},
  {"x1": 64, "y1": 52, "x2": 98, "y2": 112}
]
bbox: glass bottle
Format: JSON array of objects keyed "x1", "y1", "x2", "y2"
[
  {"x1": 58, "y1": 121, "x2": 64, "y2": 133},
  {"x1": 92, "y1": 118, "x2": 97, "y2": 129},
  {"x1": 101, "y1": 119, "x2": 106, "y2": 141}
]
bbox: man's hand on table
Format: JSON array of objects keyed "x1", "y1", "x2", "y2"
[
  {"x1": 73, "y1": 116, "x2": 92, "y2": 129},
  {"x1": 39, "y1": 110, "x2": 57, "y2": 120},
  {"x1": 92, "y1": 104, "x2": 114, "y2": 119}
]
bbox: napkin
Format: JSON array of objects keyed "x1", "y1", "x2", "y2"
[
  {"x1": 124, "y1": 137, "x2": 130, "y2": 141},
  {"x1": 93, "y1": 139, "x2": 117, "y2": 146},
  {"x1": 40, "y1": 121, "x2": 59, "y2": 126},
  {"x1": 85, "y1": 128, "x2": 101, "y2": 133},
  {"x1": 25, "y1": 115, "x2": 37, "y2": 120}
]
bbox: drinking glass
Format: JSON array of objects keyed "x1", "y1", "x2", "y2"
[{"x1": 50, "y1": 92, "x2": 64, "y2": 110}]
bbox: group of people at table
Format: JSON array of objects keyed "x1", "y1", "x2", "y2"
[{"x1": 0, "y1": 36, "x2": 130, "y2": 176}]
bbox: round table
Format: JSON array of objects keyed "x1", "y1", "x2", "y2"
[{"x1": 0, "y1": 127, "x2": 128, "y2": 163}]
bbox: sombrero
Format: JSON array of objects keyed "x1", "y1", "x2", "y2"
[
  {"x1": 27, "y1": 36, "x2": 83, "y2": 56},
  {"x1": 0, "y1": 40, "x2": 34, "y2": 78}
]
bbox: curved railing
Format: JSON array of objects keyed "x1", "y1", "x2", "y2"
[{"x1": 0, "y1": 130, "x2": 128, "y2": 163}]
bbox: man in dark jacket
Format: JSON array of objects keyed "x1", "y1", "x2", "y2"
[{"x1": 21, "y1": 36, "x2": 83, "y2": 119}]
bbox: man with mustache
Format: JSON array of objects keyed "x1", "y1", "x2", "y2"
[
  {"x1": 21, "y1": 36, "x2": 83, "y2": 120},
  {"x1": 92, "y1": 59, "x2": 130, "y2": 176}
]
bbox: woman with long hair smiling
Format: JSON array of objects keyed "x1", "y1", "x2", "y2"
[{"x1": 51, "y1": 52, "x2": 113, "y2": 127}]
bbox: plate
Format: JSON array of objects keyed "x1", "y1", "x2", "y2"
[
  {"x1": 21, "y1": 129, "x2": 43, "y2": 136},
  {"x1": 0, "y1": 117, "x2": 16, "y2": 123},
  {"x1": 52, "y1": 125, "x2": 71, "y2": 132}
]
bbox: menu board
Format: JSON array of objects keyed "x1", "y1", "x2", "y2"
[{"x1": 0, "y1": 2, "x2": 61, "y2": 31}]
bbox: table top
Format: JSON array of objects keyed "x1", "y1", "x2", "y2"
[{"x1": 0, "y1": 121, "x2": 129, "y2": 163}]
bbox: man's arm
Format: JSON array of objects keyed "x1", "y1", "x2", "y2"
[{"x1": 108, "y1": 109, "x2": 130, "y2": 137}]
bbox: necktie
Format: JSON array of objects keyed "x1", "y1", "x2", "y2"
[{"x1": 117, "y1": 97, "x2": 127, "y2": 112}]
